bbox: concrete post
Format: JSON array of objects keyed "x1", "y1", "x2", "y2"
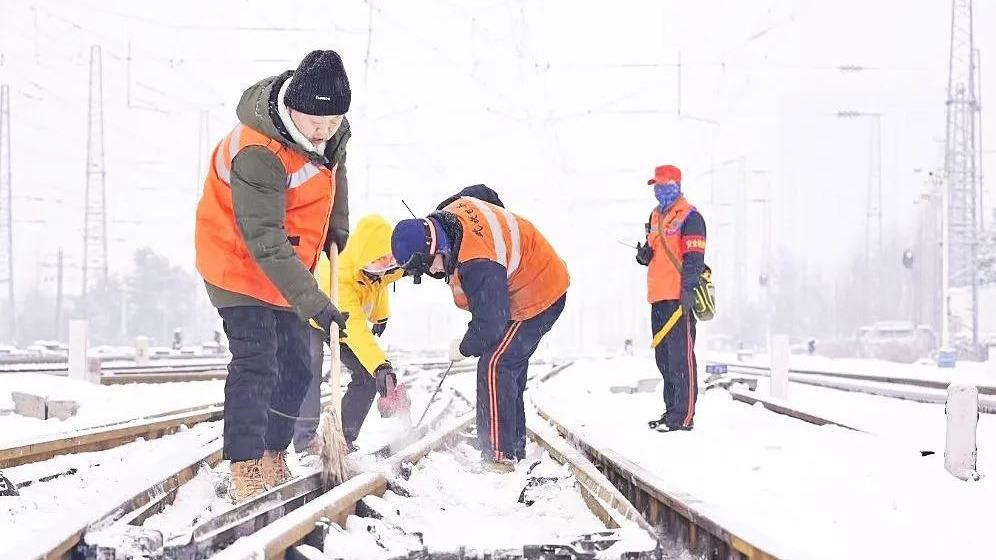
[
  {"x1": 770, "y1": 334, "x2": 790, "y2": 401},
  {"x1": 134, "y1": 335, "x2": 150, "y2": 367},
  {"x1": 945, "y1": 384, "x2": 981, "y2": 481},
  {"x1": 68, "y1": 320, "x2": 89, "y2": 382}
]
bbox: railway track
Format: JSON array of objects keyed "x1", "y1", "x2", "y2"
[
  {"x1": 714, "y1": 361, "x2": 996, "y2": 413},
  {"x1": 532, "y1": 365, "x2": 779, "y2": 560},
  {"x1": 0, "y1": 403, "x2": 226, "y2": 470},
  {"x1": 6, "y1": 361, "x2": 796, "y2": 560},
  {"x1": 0, "y1": 361, "x2": 231, "y2": 376}
]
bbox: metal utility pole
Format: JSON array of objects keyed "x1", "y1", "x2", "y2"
[
  {"x1": 0, "y1": 84, "x2": 15, "y2": 342},
  {"x1": 83, "y1": 45, "x2": 108, "y2": 313},
  {"x1": 943, "y1": 0, "x2": 981, "y2": 347},
  {"x1": 835, "y1": 111, "x2": 884, "y2": 268}
]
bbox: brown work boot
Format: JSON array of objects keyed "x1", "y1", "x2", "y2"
[
  {"x1": 261, "y1": 450, "x2": 292, "y2": 488},
  {"x1": 229, "y1": 458, "x2": 267, "y2": 503}
]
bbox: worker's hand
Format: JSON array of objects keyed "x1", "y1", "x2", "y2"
[
  {"x1": 449, "y1": 338, "x2": 467, "y2": 363},
  {"x1": 371, "y1": 320, "x2": 388, "y2": 337},
  {"x1": 680, "y1": 290, "x2": 697, "y2": 315},
  {"x1": 635, "y1": 242, "x2": 654, "y2": 266},
  {"x1": 374, "y1": 363, "x2": 396, "y2": 397},
  {"x1": 325, "y1": 228, "x2": 349, "y2": 257},
  {"x1": 309, "y1": 302, "x2": 349, "y2": 343}
]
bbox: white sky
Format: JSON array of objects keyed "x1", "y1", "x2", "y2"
[{"x1": 0, "y1": 0, "x2": 993, "y2": 349}]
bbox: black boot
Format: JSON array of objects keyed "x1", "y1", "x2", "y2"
[{"x1": 647, "y1": 413, "x2": 667, "y2": 429}]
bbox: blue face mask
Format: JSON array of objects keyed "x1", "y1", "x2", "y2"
[{"x1": 654, "y1": 182, "x2": 681, "y2": 210}]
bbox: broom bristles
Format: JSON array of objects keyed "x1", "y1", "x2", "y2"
[{"x1": 317, "y1": 404, "x2": 351, "y2": 485}]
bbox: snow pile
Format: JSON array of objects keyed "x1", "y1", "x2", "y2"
[
  {"x1": 395, "y1": 442, "x2": 604, "y2": 550},
  {"x1": 142, "y1": 464, "x2": 232, "y2": 544},
  {"x1": 325, "y1": 441, "x2": 651, "y2": 559}
]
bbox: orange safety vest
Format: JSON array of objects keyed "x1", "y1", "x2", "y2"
[
  {"x1": 195, "y1": 124, "x2": 335, "y2": 307},
  {"x1": 444, "y1": 197, "x2": 569, "y2": 321},
  {"x1": 646, "y1": 197, "x2": 694, "y2": 303}
]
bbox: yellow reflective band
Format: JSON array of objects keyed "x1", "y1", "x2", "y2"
[{"x1": 651, "y1": 306, "x2": 684, "y2": 349}]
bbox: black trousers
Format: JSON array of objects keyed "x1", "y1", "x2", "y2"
[
  {"x1": 293, "y1": 343, "x2": 377, "y2": 450},
  {"x1": 476, "y1": 294, "x2": 566, "y2": 461},
  {"x1": 219, "y1": 306, "x2": 313, "y2": 461},
  {"x1": 651, "y1": 300, "x2": 698, "y2": 429}
]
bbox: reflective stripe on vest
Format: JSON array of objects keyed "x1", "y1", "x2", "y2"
[
  {"x1": 287, "y1": 162, "x2": 321, "y2": 189},
  {"x1": 214, "y1": 125, "x2": 243, "y2": 184},
  {"x1": 214, "y1": 124, "x2": 322, "y2": 190},
  {"x1": 463, "y1": 197, "x2": 522, "y2": 278}
]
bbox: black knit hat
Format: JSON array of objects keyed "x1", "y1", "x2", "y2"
[{"x1": 285, "y1": 50, "x2": 351, "y2": 116}]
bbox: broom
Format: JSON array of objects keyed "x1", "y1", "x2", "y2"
[{"x1": 316, "y1": 241, "x2": 352, "y2": 486}]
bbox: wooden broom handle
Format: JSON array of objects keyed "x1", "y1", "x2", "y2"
[{"x1": 329, "y1": 243, "x2": 343, "y2": 408}]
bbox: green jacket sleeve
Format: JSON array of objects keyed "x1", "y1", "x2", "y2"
[
  {"x1": 230, "y1": 145, "x2": 330, "y2": 320},
  {"x1": 324, "y1": 119, "x2": 350, "y2": 254},
  {"x1": 332, "y1": 153, "x2": 349, "y2": 237}
]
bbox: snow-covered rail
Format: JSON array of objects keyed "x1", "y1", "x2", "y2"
[
  {"x1": 0, "y1": 360, "x2": 231, "y2": 376},
  {"x1": 727, "y1": 387, "x2": 864, "y2": 432},
  {"x1": 0, "y1": 404, "x2": 226, "y2": 469},
  {"x1": 718, "y1": 363, "x2": 996, "y2": 413},
  {"x1": 212, "y1": 412, "x2": 660, "y2": 559},
  {"x1": 716, "y1": 361, "x2": 996, "y2": 395},
  {"x1": 533, "y1": 363, "x2": 780, "y2": 560}
]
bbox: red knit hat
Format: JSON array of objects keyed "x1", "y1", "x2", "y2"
[{"x1": 647, "y1": 164, "x2": 682, "y2": 185}]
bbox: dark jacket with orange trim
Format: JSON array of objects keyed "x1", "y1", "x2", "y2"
[
  {"x1": 431, "y1": 186, "x2": 510, "y2": 358},
  {"x1": 678, "y1": 210, "x2": 707, "y2": 296}
]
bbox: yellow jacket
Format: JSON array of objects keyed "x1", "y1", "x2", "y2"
[{"x1": 315, "y1": 214, "x2": 404, "y2": 376}]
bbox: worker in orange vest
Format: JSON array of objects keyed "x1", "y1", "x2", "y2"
[
  {"x1": 635, "y1": 165, "x2": 707, "y2": 432},
  {"x1": 195, "y1": 50, "x2": 351, "y2": 502},
  {"x1": 391, "y1": 185, "x2": 569, "y2": 472}
]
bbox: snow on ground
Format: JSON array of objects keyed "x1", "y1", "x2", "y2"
[
  {"x1": 392, "y1": 442, "x2": 606, "y2": 550},
  {"x1": 755, "y1": 376, "x2": 996, "y2": 466},
  {"x1": 0, "y1": 421, "x2": 222, "y2": 558},
  {"x1": 0, "y1": 373, "x2": 225, "y2": 444},
  {"x1": 327, "y1": 441, "x2": 656, "y2": 559},
  {"x1": 533, "y1": 356, "x2": 996, "y2": 560}
]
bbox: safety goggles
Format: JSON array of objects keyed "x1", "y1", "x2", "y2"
[{"x1": 362, "y1": 256, "x2": 400, "y2": 276}]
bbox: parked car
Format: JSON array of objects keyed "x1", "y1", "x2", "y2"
[{"x1": 855, "y1": 321, "x2": 937, "y2": 363}]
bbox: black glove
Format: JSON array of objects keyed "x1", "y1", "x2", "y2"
[
  {"x1": 371, "y1": 320, "x2": 387, "y2": 337},
  {"x1": 310, "y1": 302, "x2": 349, "y2": 343},
  {"x1": 635, "y1": 242, "x2": 654, "y2": 266},
  {"x1": 374, "y1": 363, "x2": 396, "y2": 396},
  {"x1": 324, "y1": 228, "x2": 349, "y2": 256},
  {"x1": 680, "y1": 290, "x2": 697, "y2": 315}
]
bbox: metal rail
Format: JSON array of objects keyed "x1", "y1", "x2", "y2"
[
  {"x1": 533, "y1": 363, "x2": 780, "y2": 560},
  {"x1": 7, "y1": 440, "x2": 224, "y2": 560},
  {"x1": 719, "y1": 362, "x2": 996, "y2": 413},
  {"x1": 0, "y1": 405, "x2": 224, "y2": 469},
  {"x1": 727, "y1": 387, "x2": 864, "y2": 431},
  {"x1": 715, "y1": 361, "x2": 996, "y2": 395}
]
